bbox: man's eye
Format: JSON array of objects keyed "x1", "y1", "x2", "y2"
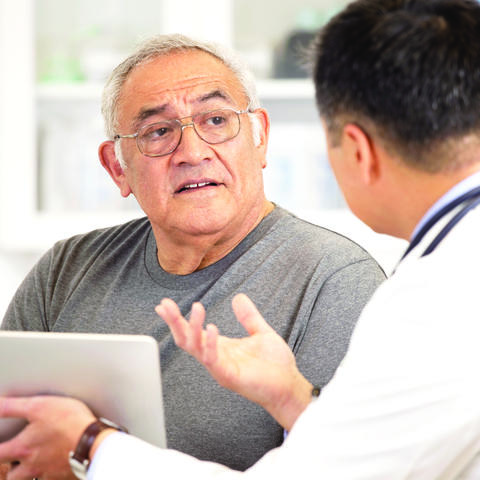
[
  {"x1": 144, "y1": 126, "x2": 171, "y2": 140},
  {"x1": 206, "y1": 115, "x2": 227, "y2": 127},
  {"x1": 154, "y1": 127, "x2": 168, "y2": 137}
]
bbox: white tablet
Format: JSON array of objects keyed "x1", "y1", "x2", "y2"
[{"x1": 0, "y1": 331, "x2": 166, "y2": 447}]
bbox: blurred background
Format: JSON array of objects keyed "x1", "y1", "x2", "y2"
[{"x1": 0, "y1": 0, "x2": 407, "y2": 318}]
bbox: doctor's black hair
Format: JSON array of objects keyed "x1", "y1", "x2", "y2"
[{"x1": 311, "y1": 0, "x2": 480, "y2": 172}]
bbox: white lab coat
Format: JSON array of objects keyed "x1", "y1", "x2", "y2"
[{"x1": 88, "y1": 204, "x2": 480, "y2": 480}]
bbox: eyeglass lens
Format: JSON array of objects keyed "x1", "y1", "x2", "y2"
[{"x1": 137, "y1": 109, "x2": 241, "y2": 157}]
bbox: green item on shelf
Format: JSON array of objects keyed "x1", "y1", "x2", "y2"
[{"x1": 39, "y1": 53, "x2": 85, "y2": 83}]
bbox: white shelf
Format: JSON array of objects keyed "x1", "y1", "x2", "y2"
[
  {"x1": 257, "y1": 79, "x2": 314, "y2": 99},
  {"x1": 36, "y1": 82, "x2": 103, "y2": 101},
  {"x1": 36, "y1": 79, "x2": 315, "y2": 101},
  {"x1": 0, "y1": 210, "x2": 144, "y2": 253}
]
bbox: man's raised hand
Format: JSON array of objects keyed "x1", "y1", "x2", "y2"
[{"x1": 156, "y1": 293, "x2": 313, "y2": 431}]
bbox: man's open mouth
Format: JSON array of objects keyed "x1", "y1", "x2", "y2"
[{"x1": 176, "y1": 181, "x2": 219, "y2": 194}]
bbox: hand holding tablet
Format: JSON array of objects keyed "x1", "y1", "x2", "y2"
[{"x1": 0, "y1": 331, "x2": 166, "y2": 447}]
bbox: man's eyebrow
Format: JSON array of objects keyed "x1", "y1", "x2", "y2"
[
  {"x1": 131, "y1": 90, "x2": 234, "y2": 128},
  {"x1": 133, "y1": 105, "x2": 168, "y2": 128},
  {"x1": 196, "y1": 90, "x2": 233, "y2": 104}
]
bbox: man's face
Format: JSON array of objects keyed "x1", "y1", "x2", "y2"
[
  {"x1": 111, "y1": 50, "x2": 269, "y2": 240},
  {"x1": 324, "y1": 122, "x2": 390, "y2": 236},
  {"x1": 324, "y1": 123, "x2": 375, "y2": 230}
]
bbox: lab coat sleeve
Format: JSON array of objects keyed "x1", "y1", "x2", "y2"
[{"x1": 88, "y1": 432, "x2": 243, "y2": 479}]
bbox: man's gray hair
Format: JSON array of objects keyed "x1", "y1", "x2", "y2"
[{"x1": 101, "y1": 33, "x2": 261, "y2": 141}]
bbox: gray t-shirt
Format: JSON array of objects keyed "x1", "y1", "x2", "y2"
[{"x1": 2, "y1": 206, "x2": 385, "y2": 470}]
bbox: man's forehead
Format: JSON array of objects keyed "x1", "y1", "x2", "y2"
[
  {"x1": 117, "y1": 52, "x2": 247, "y2": 121},
  {"x1": 128, "y1": 83, "x2": 239, "y2": 127},
  {"x1": 151, "y1": 78, "x2": 237, "y2": 102},
  {"x1": 123, "y1": 51, "x2": 242, "y2": 96},
  {"x1": 121, "y1": 81, "x2": 242, "y2": 126}
]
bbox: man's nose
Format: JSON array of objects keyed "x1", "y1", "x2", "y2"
[{"x1": 172, "y1": 123, "x2": 212, "y2": 165}]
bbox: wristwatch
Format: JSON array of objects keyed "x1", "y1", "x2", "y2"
[{"x1": 69, "y1": 417, "x2": 128, "y2": 480}]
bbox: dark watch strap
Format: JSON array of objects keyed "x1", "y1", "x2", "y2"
[{"x1": 69, "y1": 418, "x2": 128, "y2": 480}]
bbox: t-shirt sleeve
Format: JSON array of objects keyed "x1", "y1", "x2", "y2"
[
  {"x1": 1, "y1": 249, "x2": 54, "y2": 331},
  {"x1": 293, "y1": 257, "x2": 385, "y2": 390}
]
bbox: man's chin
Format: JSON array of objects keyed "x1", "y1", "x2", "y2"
[
  {"x1": 169, "y1": 206, "x2": 236, "y2": 236},
  {"x1": 180, "y1": 218, "x2": 233, "y2": 237}
]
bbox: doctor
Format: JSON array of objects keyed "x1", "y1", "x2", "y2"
[{"x1": 1, "y1": 0, "x2": 480, "y2": 478}]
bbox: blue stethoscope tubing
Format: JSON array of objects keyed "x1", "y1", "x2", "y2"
[{"x1": 400, "y1": 185, "x2": 480, "y2": 262}]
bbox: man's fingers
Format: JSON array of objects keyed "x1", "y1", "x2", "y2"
[
  {"x1": 156, "y1": 298, "x2": 184, "y2": 322},
  {"x1": 3, "y1": 461, "x2": 37, "y2": 480},
  {"x1": 0, "y1": 436, "x2": 26, "y2": 468},
  {"x1": 203, "y1": 324, "x2": 219, "y2": 366},
  {"x1": 190, "y1": 302, "x2": 206, "y2": 353},
  {"x1": 0, "y1": 462, "x2": 11, "y2": 480},
  {"x1": 157, "y1": 299, "x2": 209, "y2": 358},
  {"x1": 156, "y1": 298, "x2": 189, "y2": 347},
  {"x1": 232, "y1": 294, "x2": 273, "y2": 335},
  {"x1": 0, "y1": 398, "x2": 29, "y2": 421}
]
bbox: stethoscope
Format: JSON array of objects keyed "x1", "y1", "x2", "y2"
[{"x1": 399, "y1": 185, "x2": 480, "y2": 263}]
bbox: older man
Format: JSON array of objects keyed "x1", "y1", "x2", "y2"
[{"x1": 1, "y1": 34, "x2": 384, "y2": 473}]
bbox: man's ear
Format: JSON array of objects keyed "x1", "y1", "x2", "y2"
[
  {"x1": 98, "y1": 141, "x2": 132, "y2": 197},
  {"x1": 342, "y1": 123, "x2": 381, "y2": 185},
  {"x1": 250, "y1": 108, "x2": 270, "y2": 168}
]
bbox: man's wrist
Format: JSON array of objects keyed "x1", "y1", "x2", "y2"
[
  {"x1": 69, "y1": 418, "x2": 127, "y2": 480},
  {"x1": 269, "y1": 376, "x2": 313, "y2": 432}
]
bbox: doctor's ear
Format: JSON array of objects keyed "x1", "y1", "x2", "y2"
[
  {"x1": 98, "y1": 140, "x2": 132, "y2": 197},
  {"x1": 342, "y1": 123, "x2": 381, "y2": 185}
]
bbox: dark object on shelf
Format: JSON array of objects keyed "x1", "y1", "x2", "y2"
[{"x1": 273, "y1": 30, "x2": 316, "y2": 78}]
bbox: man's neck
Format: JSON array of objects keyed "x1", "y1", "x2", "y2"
[
  {"x1": 392, "y1": 165, "x2": 480, "y2": 241},
  {"x1": 153, "y1": 200, "x2": 275, "y2": 275},
  {"x1": 409, "y1": 169, "x2": 480, "y2": 241}
]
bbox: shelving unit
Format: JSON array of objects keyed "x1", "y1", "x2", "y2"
[
  {"x1": 36, "y1": 79, "x2": 316, "y2": 101},
  {"x1": 0, "y1": 0, "x2": 407, "y2": 272},
  {"x1": 0, "y1": 0, "x2": 37, "y2": 250}
]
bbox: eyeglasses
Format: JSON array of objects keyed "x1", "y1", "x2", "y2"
[{"x1": 114, "y1": 107, "x2": 251, "y2": 157}]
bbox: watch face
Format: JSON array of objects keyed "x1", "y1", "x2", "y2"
[{"x1": 69, "y1": 453, "x2": 89, "y2": 480}]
